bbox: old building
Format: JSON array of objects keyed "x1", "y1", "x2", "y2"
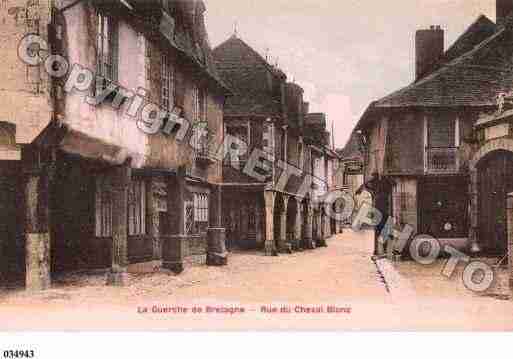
[
  {"x1": 337, "y1": 132, "x2": 365, "y2": 197},
  {"x1": 0, "y1": 0, "x2": 229, "y2": 290},
  {"x1": 356, "y1": 0, "x2": 513, "y2": 256},
  {"x1": 213, "y1": 35, "x2": 339, "y2": 255}
]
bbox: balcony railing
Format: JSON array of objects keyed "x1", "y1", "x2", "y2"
[{"x1": 426, "y1": 147, "x2": 460, "y2": 174}]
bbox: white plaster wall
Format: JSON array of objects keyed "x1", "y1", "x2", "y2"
[{"x1": 63, "y1": 4, "x2": 149, "y2": 168}]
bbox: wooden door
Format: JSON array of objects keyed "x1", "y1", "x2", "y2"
[
  {"x1": 478, "y1": 150, "x2": 513, "y2": 254},
  {"x1": 0, "y1": 172, "x2": 18, "y2": 278},
  {"x1": 418, "y1": 177, "x2": 469, "y2": 239}
]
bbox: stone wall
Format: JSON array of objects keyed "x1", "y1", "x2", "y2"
[{"x1": 0, "y1": 0, "x2": 53, "y2": 144}]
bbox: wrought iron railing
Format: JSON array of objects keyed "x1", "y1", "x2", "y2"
[{"x1": 426, "y1": 147, "x2": 459, "y2": 174}]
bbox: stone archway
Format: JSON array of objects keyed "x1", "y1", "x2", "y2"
[{"x1": 469, "y1": 138, "x2": 513, "y2": 253}]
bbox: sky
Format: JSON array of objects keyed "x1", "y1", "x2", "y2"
[{"x1": 203, "y1": 0, "x2": 497, "y2": 148}]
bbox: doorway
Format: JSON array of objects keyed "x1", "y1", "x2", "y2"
[{"x1": 477, "y1": 150, "x2": 513, "y2": 255}]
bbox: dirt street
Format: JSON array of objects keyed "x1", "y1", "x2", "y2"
[{"x1": 1, "y1": 230, "x2": 513, "y2": 331}]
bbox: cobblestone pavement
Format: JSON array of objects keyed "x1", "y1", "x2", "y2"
[{"x1": 1, "y1": 230, "x2": 513, "y2": 330}]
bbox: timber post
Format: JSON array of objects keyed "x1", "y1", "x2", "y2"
[{"x1": 106, "y1": 160, "x2": 131, "y2": 286}]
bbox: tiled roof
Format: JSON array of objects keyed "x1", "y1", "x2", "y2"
[
  {"x1": 443, "y1": 15, "x2": 497, "y2": 63},
  {"x1": 213, "y1": 36, "x2": 286, "y2": 117},
  {"x1": 374, "y1": 27, "x2": 513, "y2": 108},
  {"x1": 130, "y1": 0, "x2": 230, "y2": 93},
  {"x1": 338, "y1": 132, "x2": 364, "y2": 160}
]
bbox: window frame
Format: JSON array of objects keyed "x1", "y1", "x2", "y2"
[
  {"x1": 161, "y1": 53, "x2": 175, "y2": 110},
  {"x1": 188, "y1": 192, "x2": 209, "y2": 234},
  {"x1": 297, "y1": 140, "x2": 304, "y2": 169},
  {"x1": 96, "y1": 12, "x2": 118, "y2": 84},
  {"x1": 426, "y1": 117, "x2": 458, "y2": 149}
]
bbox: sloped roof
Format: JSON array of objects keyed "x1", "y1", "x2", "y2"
[
  {"x1": 374, "y1": 27, "x2": 513, "y2": 108},
  {"x1": 338, "y1": 132, "x2": 364, "y2": 161},
  {"x1": 305, "y1": 112, "x2": 326, "y2": 127},
  {"x1": 129, "y1": 0, "x2": 230, "y2": 94},
  {"x1": 213, "y1": 36, "x2": 286, "y2": 117},
  {"x1": 443, "y1": 15, "x2": 497, "y2": 63}
]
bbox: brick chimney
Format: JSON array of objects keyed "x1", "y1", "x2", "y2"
[
  {"x1": 497, "y1": 0, "x2": 513, "y2": 26},
  {"x1": 415, "y1": 25, "x2": 444, "y2": 81}
]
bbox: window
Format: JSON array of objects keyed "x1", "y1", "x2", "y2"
[
  {"x1": 143, "y1": 34, "x2": 151, "y2": 88},
  {"x1": 194, "y1": 193, "x2": 209, "y2": 223},
  {"x1": 185, "y1": 201, "x2": 194, "y2": 235},
  {"x1": 225, "y1": 126, "x2": 249, "y2": 163},
  {"x1": 262, "y1": 122, "x2": 275, "y2": 162},
  {"x1": 191, "y1": 121, "x2": 209, "y2": 155},
  {"x1": 192, "y1": 85, "x2": 207, "y2": 122},
  {"x1": 427, "y1": 117, "x2": 456, "y2": 148},
  {"x1": 425, "y1": 117, "x2": 460, "y2": 173},
  {"x1": 128, "y1": 180, "x2": 146, "y2": 236},
  {"x1": 186, "y1": 193, "x2": 209, "y2": 234},
  {"x1": 298, "y1": 141, "x2": 304, "y2": 169},
  {"x1": 161, "y1": 54, "x2": 175, "y2": 110},
  {"x1": 281, "y1": 128, "x2": 287, "y2": 161},
  {"x1": 95, "y1": 176, "x2": 112, "y2": 238},
  {"x1": 96, "y1": 12, "x2": 118, "y2": 84}
]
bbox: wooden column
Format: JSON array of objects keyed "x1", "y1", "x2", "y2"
[
  {"x1": 207, "y1": 185, "x2": 228, "y2": 266},
  {"x1": 469, "y1": 170, "x2": 480, "y2": 254},
  {"x1": 255, "y1": 200, "x2": 264, "y2": 247},
  {"x1": 318, "y1": 209, "x2": 328, "y2": 247},
  {"x1": 278, "y1": 195, "x2": 292, "y2": 253},
  {"x1": 294, "y1": 198, "x2": 303, "y2": 251},
  {"x1": 24, "y1": 162, "x2": 52, "y2": 291},
  {"x1": 264, "y1": 190, "x2": 277, "y2": 256},
  {"x1": 507, "y1": 193, "x2": 513, "y2": 290},
  {"x1": 106, "y1": 161, "x2": 131, "y2": 286},
  {"x1": 146, "y1": 178, "x2": 161, "y2": 260},
  {"x1": 23, "y1": 145, "x2": 57, "y2": 292},
  {"x1": 303, "y1": 202, "x2": 315, "y2": 249},
  {"x1": 162, "y1": 166, "x2": 187, "y2": 273},
  {"x1": 315, "y1": 209, "x2": 323, "y2": 246},
  {"x1": 213, "y1": 185, "x2": 223, "y2": 228}
]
